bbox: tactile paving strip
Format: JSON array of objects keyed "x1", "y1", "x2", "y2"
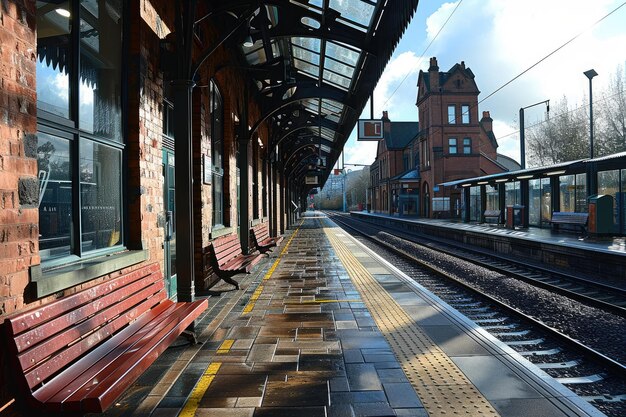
[{"x1": 324, "y1": 224, "x2": 500, "y2": 417}]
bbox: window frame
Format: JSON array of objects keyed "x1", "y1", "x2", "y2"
[
  {"x1": 210, "y1": 80, "x2": 225, "y2": 228},
  {"x1": 447, "y1": 105, "x2": 456, "y2": 124},
  {"x1": 463, "y1": 137, "x2": 471, "y2": 154},
  {"x1": 32, "y1": 0, "x2": 139, "y2": 297},
  {"x1": 461, "y1": 105, "x2": 470, "y2": 124},
  {"x1": 448, "y1": 138, "x2": 458, "y2": 154}
]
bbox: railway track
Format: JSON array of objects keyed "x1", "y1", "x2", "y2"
[{"x1": 326, "y1": 211, "x2": 626, "y2": 417}]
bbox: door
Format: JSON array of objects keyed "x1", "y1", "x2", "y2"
[{"x1": 163, "y1": 149, "x2": 177, "y2": 298}]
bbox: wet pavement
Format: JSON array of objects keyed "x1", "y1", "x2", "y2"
[{"x1": 95, "y1": 212, "x2": 603, "y2": 417}]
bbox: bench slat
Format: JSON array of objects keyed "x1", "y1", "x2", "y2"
[
  {"x1": 5, "y1": 263, "x2": 161, "y2": 336},
  {"x1": 31, "y1": 300, "x2": 177, "y2": 406},
  {"x1": 13, "y1": 272, "x2": 162, "y2": 354},
  {"x1": 75, "y1": 301, "x2": 207, "y2": 412},
  {"x1": 18, "y1": 280, "x2": 164, "y2": 376},
  {"x1": 4, "y1": 262, "x2": 208, "y2": 414}
]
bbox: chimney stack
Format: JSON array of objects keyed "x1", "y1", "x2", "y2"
[
  {"x1": 429, "y1": 57, "x2": 439, "y2": 89},
  {"x1": 481, "y1": 111, "x2": 493, "y2": 132}
]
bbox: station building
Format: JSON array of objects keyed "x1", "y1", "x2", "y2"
[
  {"x1": 0, "y1": 0, "x2": 419, "y2": 412},
  {"x1": 369, "y1": 58, "x2": 519, "y2": 218}
]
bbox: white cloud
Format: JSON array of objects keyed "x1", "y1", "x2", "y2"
[{"x1": 371, "y1": 51, "x2": 423, "y2": 119}]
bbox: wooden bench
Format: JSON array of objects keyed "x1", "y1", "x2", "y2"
[
  {"x1": 3, "y1": 263, "x2": 207, "y2": 414},
  {"x1": 549, "y1": 211, "x2": 588, "y2": 232},
  {"x1": 207, "y1": 233, "x2": 264, "y2": 289},
  {"x1": 483, "y1": 209, "x2": 501, "y2": 225},
  {"x1": 251, "y1": 223, "x2": 284, "y2": 254}
]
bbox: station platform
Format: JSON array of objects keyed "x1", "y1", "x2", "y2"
[
  {"x1": 350, "y1": 211, "x2": 626, "y2": 283},
  {"x1": 97, "y1": 211, "x2": 603, "y2": 417}
]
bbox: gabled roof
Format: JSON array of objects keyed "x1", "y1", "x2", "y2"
[
  {"x1": 418, "y1": 62, "x2": 476, "y2": 94},
  {"x1": 384, "y1": 122, "x2": 419, "y2": 150}
]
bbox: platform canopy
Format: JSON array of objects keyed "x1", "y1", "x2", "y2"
[{"x1": 203, "y1": 0, "x2": 419, "y2": 189}]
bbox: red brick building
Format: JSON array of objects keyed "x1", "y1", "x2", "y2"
[{"x1": 370, "y1": 57, "x2": 516, "y2": 218}]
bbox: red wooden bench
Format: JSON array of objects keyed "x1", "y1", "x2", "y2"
[
  {"x1": 251, "y1": 222, "x2": 284, "y2": 254},
  {"x1": 3, "y1": 263, "x2": 207, "y2": 414},
  {"x1": 207, "y1": 233, "x2": 264, "y2": 289}
]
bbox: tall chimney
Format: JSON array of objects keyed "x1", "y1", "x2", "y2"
[
  {"x1": 481, "y1": 111, "x2": 493, "y2": 132},
  {"x1": 429, "y1": 57, "x2": 439, "y2": 89}
]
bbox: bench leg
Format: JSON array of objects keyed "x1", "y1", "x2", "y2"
[
  {"x1": 180, "y1": 329, "x2": 198, "y2": 345},
  {"x1": 221, "y1": 275, "x2": 240, "y2": 289}
]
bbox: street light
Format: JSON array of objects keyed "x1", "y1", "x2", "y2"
[
  {"x1": 519, "y1": 99, "x2": 549, "y2": 169},
  {"x1": 583, "y1": 69, "x2": 598, "y2": 159}
]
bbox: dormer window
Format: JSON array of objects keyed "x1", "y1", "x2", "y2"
[{"x1": 448, "y1": 105, "x2": 456, "y2": 124}]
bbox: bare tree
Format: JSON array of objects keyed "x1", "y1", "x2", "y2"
[
  {"x1": 597, "y1": 65, "x2": 626, "y2": 155},
  {"x1": 526, "y1": 96, "x2": 588, "y2": 166}
]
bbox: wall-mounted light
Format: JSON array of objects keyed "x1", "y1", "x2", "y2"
[
  {"x1": 495, "y1": 178, "x2": 509, "y2": 183},
  {"x1": 55, "y1": 8, "x2": 71, "y2": 18},
  {"x1": 516, "y1": 175, "x2": 534, "y2": 179},
  {"x1": 477, "y1": 181, "x2": 488, "y2": 185}
]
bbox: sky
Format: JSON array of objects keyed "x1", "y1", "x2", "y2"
[{"x1": 341, "y1": 0, "x2": 626, "y2": 169}]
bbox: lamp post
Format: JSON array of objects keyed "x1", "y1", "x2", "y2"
[
  {"x1": 583, "y1": 69, "x2": 598, "y2": 159},
  {"x1": 584, "y1": 69, "x2": 598, "y2": 196},
  {"x1": 519, "y1": 99, "x2": 550, "y2": 169}
]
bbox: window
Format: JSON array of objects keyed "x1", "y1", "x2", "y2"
[
  {"x1": 448, "y1": 138, "x2": 457, "y2": 154},
  {"x1": 36, "y1": 0, "x2": 125, "y2": 264},
  {"x1": 461, "y1": 105, "x2": 470, "y2": 124},
  {"x1": 210, "y1": 81, "x2": 224, "y2": 227},
  {"x1": 448, "y1": 105, "x2": 456, "y2": 124},
  {"x1": 463, "y1": 138, "x2": 471, "y2": 154},
  {"x1": 252, "y1": 136, "x2": 259, "y2": 219}
]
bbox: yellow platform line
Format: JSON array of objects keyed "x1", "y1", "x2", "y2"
[
  {"x1": 324, "y1": 225, "x2": 500, "y2": 417},
  {"x1": 242, "y1": 223, "x2": 302, "y2": 314},
  {"x1": 178, "y1": 362, "x2": 222, "y2": 417},
  {"x1": 216, "y1": 339, "x2": 234, "y2": 354}
]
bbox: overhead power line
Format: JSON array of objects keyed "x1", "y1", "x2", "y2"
[{"x1": 381, "y1": 0, "x2": 464, "y2": 109}]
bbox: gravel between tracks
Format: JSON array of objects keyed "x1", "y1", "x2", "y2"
[{"x1": 359, "y1": 227, "x2": 626, "y2": 365}]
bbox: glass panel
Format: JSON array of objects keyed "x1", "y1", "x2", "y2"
[
  {"x1": 485, "y1": 185, "x2": 498, "y2": 211},
  {"x1": 79, "y1": 0, "x2": 123, "y2": 141},
  {"x1": 448, "y1": 105, "x2": 456, "y2": 124},
  {"x1": 463, "y1": 138, "x2": 471, "y2": 154},
  {"x1": 321, "y1": 100, "x2": 343, "y2": 114},
  {"x1": 469, "y1": 186, "x2": 481, "y2": 222},
  {"x1": 211, "y1": 82, "x2": 224, "y2": 226},
  {"x1": 461, "y1": 107, "x2": 469, "y2": 123},
  {"x1": 448, "y1": 138, "x2": 457, "y2": 154},
  {"x1": 324, "y1": 57, "x2": 355, "y2": 79},
  {"x1": 322, "y1": 71, "x2": 351, "y2": 89},
  {"x1": 80, "y1": 141, "x2": 122, "y2": 252},
  {"x1": 598, "y1": 170, "x2": 619, "y2": 226},
  {"x1": 559, "y1": 174, "x2": 575, "y2": 212},
  {"x1": 529, "y1": 179, "x2": 540, "y2": 226},
  {"x1": 294, "y1": 59, "x2": 319, "y2": 77},
  {"x1": 292, "y1": 45, "x2": 320, "y2": 65},
  {"x1": 622, "y1": 170, "x2": 626, "y2": 234},
  {"x1": 541, "y1": 178, "x2": 552, "y2": 225},
  {"x1": 575, "y1": 173, "x2": 587, "y2": 212},
  {"x1": 37, "y1": 1, "x2": 72, "y2": 119},
  {"x1": 329, "y1": 0, "x2": 375, "y2": 27},
  {"x1": 326, "y1": 41, "x2": 359, "y2": 66},
  {"x1": 38, "y1": 132, "x2": 73, "y2": 260},
  {"x1": 292, "y1": 37, "x2": 321, "y2": 53},
  {"x1": 320, "y1": 127, "x2": 336, "y2": 141}
]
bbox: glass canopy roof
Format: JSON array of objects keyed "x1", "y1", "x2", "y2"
[{"x1": 224, "y1": 0, "x2": 418, "y2": 187}]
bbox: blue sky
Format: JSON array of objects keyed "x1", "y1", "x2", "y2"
[{"x1": 342, "y1": 0, "x2": 626, "y2": 168}]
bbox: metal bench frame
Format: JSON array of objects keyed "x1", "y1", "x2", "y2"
[
  {"x1": 251, "y1": 222, "x2": 284, "y2": 253},
  {"x1": 207, "y1": 233, "x2": 264, "y2": 289}
]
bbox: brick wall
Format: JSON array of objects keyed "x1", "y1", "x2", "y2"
[{"x1": 0, "y1": 1, "x2": 37, "y2": 413}]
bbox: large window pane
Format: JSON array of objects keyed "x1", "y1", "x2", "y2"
[
  {"x1": 79, "y1": 0, "x2": 123, "y2": 141},
  {"x1": 529, "y1": 179, "x2": 540, "y2": 226},
  {"x1": 80, "y1": 141, "x2": 122, "y2": 252},
  {"x1": 38, "y1": 132, "x2": 73, "y2": 260},
  {"x1": 485, "y1": 185, "x2": 498, "y2": 210},
  {"x1": 211, "y1": 81, "x2": 224, "y2": 227},
  {"x1": 37, "y1": 1, "x2": 72, "y2": 119}
]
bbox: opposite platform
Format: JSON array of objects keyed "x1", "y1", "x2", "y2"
[{"x1": 97, "y1": 211, "x2": 603, "y2": 417}]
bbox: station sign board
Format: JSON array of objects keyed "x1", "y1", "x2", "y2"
[
  {"x1": 357, "y1": 119, "x2": 384, "y2": 141},
  {"x1": 305, "y1": 176, "x2": 319, "y2": 185}
]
